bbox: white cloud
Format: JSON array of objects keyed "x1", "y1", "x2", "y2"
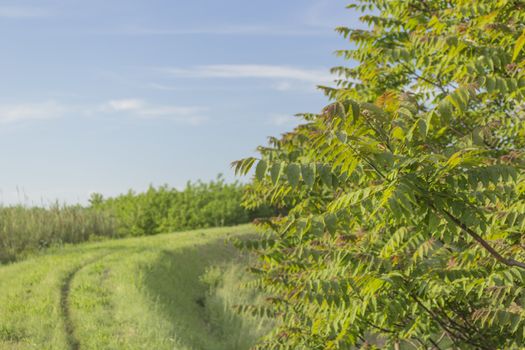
[
  {"x1": 147, "y1": 83, "x2": 180, "y2": 91},
  {"x1": 163, "y1": 64, "x2": 333, "y2": 84},
  {"x1": 103, "y1": 99, "x2": 208, "y2": 125},
  {"x1": 0, "y1": 6, "x2": 50, "y2": 18},
  {"x1": 106, "y1": 99, "x2": 144, "y2": 111},
  {"x1": 0, "y1": 101, "x2": 65, "y2": 123},
  {"x1": 272, "y1": 80, "x2": 325, "y2": 93},
  {"x1": 0, "y1": 99, "x2": 207, "y2": 126},
  {"x1": 302, "y1": 0, "x2": 364, "y2": 30},
  {"x1": 268, "y1": 114, "x2": 301, "y2": 127},
  {"x1": 113, "y1": 25, "x2": 328, "y2": 37}
]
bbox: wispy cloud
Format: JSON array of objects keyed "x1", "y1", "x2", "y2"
[
  {"x1": 0, "y1": 99, "x2": 208, "y2": 126},
  {"x1": 106, "y1": 99, "x2": 144, "y2": 111},
  {"x1": 147, "y1": 83, "x2": 181, "y2": 91},
  {"x1": 301, "y1": 0, "x2": 363, "y2": 30},
  {"x1": 112, "y1": 25, "x2": 329, "y2": 37},
  {"x1": 103, "y1": 99, "x2": 208, "y2": 125},
  {"x1": 268, "y1": 113, "x2": 302, "y2": 127},
  {"x1": 162, "y1": 64, "x2": 333, "y2": 84},
  {"x1": 0, "y1": 6, "x2": 50, "y2": 19},
  {"x1": 0, "y1": 101, "x2": 65, "y2": 123}
]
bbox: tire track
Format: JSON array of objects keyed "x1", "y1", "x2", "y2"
[{"x1": 60, "y1": 253, "x2": 111, "y2": 350}]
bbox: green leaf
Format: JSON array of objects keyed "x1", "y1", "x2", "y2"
[
  {"x1": 417, "y1": 119, "x2": 427, "y2": 138},
  {"x1": 471, "y1": 127, "x2": 484, "y2": 146},
  {"x1": 350, "y1": 100, "x2": 360, "y2": 122},
  {"x1": 391, "y1": 126, "x2": 405, "y2": 140},
  {"x1": 336, "y1": 131, "x2": 347, "y2": 143},
  {"x1": 449, "y1": 88, "x2": 468, "y2": 111},
  {"x1": 270, "y1": 162, "x2": 283, "y2": 185},
  {"x1": 437, "y1": 100, "x2": 452, "y2": 120},
  {"x1": 513, "y1": 30, "x2": 525, "y2": 62},
  {"x1": 301, "y1": 164, "x2": 316, "y2": 187},
  {"x1": 486, "y1": 76, "x2": 496, "y2": 93},
  {"x1": 319, "y1": 164, "x2": 333, "y2": 187},
  {"x1": 255, "y1": 160, "x2": 267, "y2": 181},
  {"x1": 231, "y1": 157, "x2": 255, "y2": 175},
  {"x1": 286, "y1": 163, "x2": 301, "y2": 188},
  {"x1": 310, "y1": 218, "x2": 325, "y2": 236},
  {"x1": 324, "y1": 213, "x2": 337, "y2": 234}
]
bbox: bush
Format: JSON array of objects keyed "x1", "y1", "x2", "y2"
[{"x1": 90, "y1": 175, "x2": 274, "y2": 236}]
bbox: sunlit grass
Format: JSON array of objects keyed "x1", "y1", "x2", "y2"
[{"x1": 0, "y1": 224, "x2": 270, "y2": 349}]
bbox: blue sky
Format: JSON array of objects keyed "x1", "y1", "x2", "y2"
[{"x1": 0, "y1": 0, "x2": 358, "y2": 205}]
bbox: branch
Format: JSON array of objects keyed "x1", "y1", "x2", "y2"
[
  {"x1": 406, "y1": 291, "x2": 466, "y2": 347},
  {"x1": 428, "y1": 336, "x2": 444, "y2": 350},
  {"x1": 440, "y1": 207, "x2": 525, "y2": 270},
  {"x1": 406, "y1": 290, "x2": 490, "y2": 350},
  {"x1": 400, "y1": 63, "x2": 449, "y2": 95}
]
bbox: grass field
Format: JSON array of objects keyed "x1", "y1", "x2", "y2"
[{"x1": 0, "y1": 225, "x2": 270, "y2": 350}]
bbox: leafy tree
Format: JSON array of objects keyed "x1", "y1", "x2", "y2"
[{"x1": 234, "y1": 1, "x2": 525, "y2": 348}]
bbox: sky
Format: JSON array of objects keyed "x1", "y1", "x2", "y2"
[{"x1": 0, "y1": 0, "x2": 359, "y2": 205}]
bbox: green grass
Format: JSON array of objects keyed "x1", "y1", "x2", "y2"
[{"x1": 0, "y1": 224, "x2": 270, "y2": 350}]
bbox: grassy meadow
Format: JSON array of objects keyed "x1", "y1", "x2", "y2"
[{"x1": 0, "y1": 225, "x2": 272, "y2": 350}]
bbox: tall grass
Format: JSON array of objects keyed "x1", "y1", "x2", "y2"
[{"x1": 0, "y1": 204, "x2": 116, "y2": 263}]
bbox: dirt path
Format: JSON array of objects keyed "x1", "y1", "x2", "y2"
[{"x1": 59, "y1": 254, "x2": 109, "y2": 350}]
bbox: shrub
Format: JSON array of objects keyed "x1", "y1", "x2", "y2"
[{"x1": 90, "y1": 175, "x2": 274, "y2": 236}]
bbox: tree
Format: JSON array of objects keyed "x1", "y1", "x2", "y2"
[{"x1": 234, "y1": 1, "x2": 525, "y2": 348}]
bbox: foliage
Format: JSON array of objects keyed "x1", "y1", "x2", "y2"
[
  {"x1": 90, "y1": 175, "x2": 274, "y2": 236},
  {"x1": 0, "y1": 204, "x2": 116, "y2": 263},
  {"x1": 235, "y1": 1, "x2": 525, "y2": 348}
]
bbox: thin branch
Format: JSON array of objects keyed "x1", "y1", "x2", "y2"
[
  {"x1": 407, "y1": 290, "x2": 489, "y2": 349},
  {"x1": 428, "y1": 336, "x2": 444, "y2": 350},
  {"x1": 440, "y1": 207, "x2": 525, "y2": 270},
  {"x1": 345, "y1": 142, "x2": 388, "y2": 180},
  {"x1": 400, "y1": 63, "x2": 449, "y2": 95},
  {"x1": 363, "y1": 319, "x2": 397, "y2": 334},
  {"x1": 406, "y1": 291, "x2": 464, "y2": 347}
]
